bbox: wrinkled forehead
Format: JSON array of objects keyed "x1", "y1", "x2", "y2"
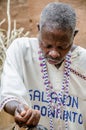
[{"x1": 39, "y1": 23, "x2": 73, "y2": 42}]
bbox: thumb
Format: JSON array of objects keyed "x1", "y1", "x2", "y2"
[
  {"x1": 16, "y1": 104, "x2": 27, "y2": 117},
  {"x1": 20, "y1": 104, "x2": 30, "y2": 117}
]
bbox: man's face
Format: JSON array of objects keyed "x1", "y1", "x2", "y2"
[{"x1": 38, "y1": 26, "x2": 74, "y2": 65}]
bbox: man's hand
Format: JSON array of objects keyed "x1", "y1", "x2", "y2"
[{"x1": 14, "y1": 104, "x2": 40, "y2": 128}]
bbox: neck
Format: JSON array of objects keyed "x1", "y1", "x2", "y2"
[{"x1": 55, "y1": 61, "x2": 63, "y2": 69}]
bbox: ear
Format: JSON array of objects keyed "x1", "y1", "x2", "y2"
[
  {"x1": 74, "y1": 29, "x2": 79, "y2": 37},
  {"x1": 37, "y1": 23, "x2": 40, "y2": 31}
]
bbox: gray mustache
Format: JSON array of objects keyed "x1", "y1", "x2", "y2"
[{"x1": 47, "y1": 57, "x2": 61, "y2": 61}]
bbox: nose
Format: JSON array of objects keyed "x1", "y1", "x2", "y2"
[{"x1": 49, "y1": 50, "x2": 60, "y2": 59}]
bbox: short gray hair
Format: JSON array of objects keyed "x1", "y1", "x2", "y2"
[{"x1": 40, "y1": 2, "x2": 76, "y2": 32}]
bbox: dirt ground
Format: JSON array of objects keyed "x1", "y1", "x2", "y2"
[{"x1": 0, "y1": 0, "x2": 86, "y2": 129}]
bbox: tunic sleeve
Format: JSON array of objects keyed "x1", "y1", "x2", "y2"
[{"x1": 0, "y1": 38, "x2": 31, "y2": 111}]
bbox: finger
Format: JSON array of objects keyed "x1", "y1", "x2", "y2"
[
  {"x1": 15, "y1": 112, "x2": 27, "y2": 128},
  {"x1": 16, "y1": 108, "x2": 33, "y2": 124},
  {"x1": 20, "y1": 108, "x2": 33, "y2": 123},
  {"x1": 15, "y1": 109, "x2": 27, "y2": 124},
  {"x1": 32, "y1": 110, "x2": 40, "y2": 126},
  {"x1": 26, "y1": 110, "x2": 40, "y2": 126},
  {"x1": 14, "y1": 104, "x2": 31, "y2": 128},
  {"x1": 20, "y1": 104, "x2": 29, "y2": 117},
  {"x1": 16, "y1": 104, "x2": 27, "y2": 116}
]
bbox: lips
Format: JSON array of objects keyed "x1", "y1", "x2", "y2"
[{"x1": 47, "y1": 57, "x2": 62, "y2": 65}]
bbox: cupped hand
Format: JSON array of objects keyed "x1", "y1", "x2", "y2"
[{"x1": 14, "y1": 103, "x2": 40, "y2": 128}]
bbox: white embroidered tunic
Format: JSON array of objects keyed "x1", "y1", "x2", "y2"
[{"x1": 0, "y1": 37, "x2": 86, "y2": 130}]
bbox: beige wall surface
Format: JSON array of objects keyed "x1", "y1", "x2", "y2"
[{"x1": 0, "y1": 0, "x2": 86, "y2": 47}]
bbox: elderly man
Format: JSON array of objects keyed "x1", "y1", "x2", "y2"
[{"x1": 0, "y1": 2, "x2": 86, "y2": 130}]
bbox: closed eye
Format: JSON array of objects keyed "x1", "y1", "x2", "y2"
[
  {"x1": 58, "y1": 44, "x2": 71, "y2": 50},
  {"x1": 58, "y1": 46, "x2": 67, "y2": 50},
  {"x1": 46, "y1": 45, "x2": 52, "y2": 49}
]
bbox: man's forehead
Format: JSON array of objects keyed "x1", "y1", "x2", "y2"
[{"x1": 40, "y1": 28, "x2": 72, "y2": 41}]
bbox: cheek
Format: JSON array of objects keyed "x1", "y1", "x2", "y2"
[
  {"x1": 40, "y1": 46, "x2": 49, "y2": 54},
  {"x1": 43, "y1": 48, "x2": 49, "y2": 55},
  {"x1": 61, "y1": 48, "x2": 71, "y2": 57}
]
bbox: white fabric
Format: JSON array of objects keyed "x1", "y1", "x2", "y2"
[{"x1": 0, "y1": 37, "x2": 86, "y2": 130}]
